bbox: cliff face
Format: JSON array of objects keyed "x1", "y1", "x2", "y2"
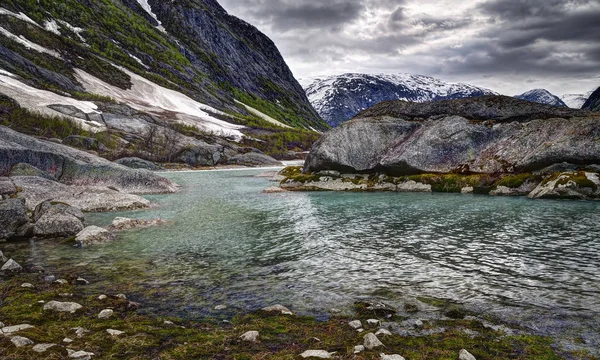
[
  {"x1": 0, "y1": 0, "x2": 326, "y2": 130},
  {"x1": 305, "y1": 96, "x2": 600, "y2": 175},
  {"x1": 583, "y1": 87, "x2": 600, "y2": 112}
]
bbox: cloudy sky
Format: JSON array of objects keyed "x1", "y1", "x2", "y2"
[{"x1": 218, "y1": 0, "x2": 600, "y2": 96}]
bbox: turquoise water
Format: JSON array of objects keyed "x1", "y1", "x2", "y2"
[{"x1": 3, "y1": 169, "x2": 600, "y2": 350}]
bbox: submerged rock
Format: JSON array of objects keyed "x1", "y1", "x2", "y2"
[
  {"x1": 75, "y1": 226, "x2": 115, "y2": 246},
  {"x1": 33, "y1": 201, "x2": 85, "y2": 238},
  {"x1": 108, "y1": 217, "x2": 165, "y2": 231}
]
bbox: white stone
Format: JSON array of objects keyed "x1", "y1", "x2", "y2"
[
  {"x1": 461, "y1": 186, "x2": 474, "y2": 194},
  {"x1": 98, "y1": 309, "x2": 114, "y2": 319},
  {"x1": 214, "y1": 305, "x2": 227, "y2": 310},
  {"x1": 261, "y1": 304, "x2": 293, "y2": 315},
  {"x1": 459, "y1": 349, "x2": 477, "y2": 360},
  {"x1": 10, "y1": 336, "x2": 33, "y2": 347},
  {"x1": 107, "y1": 329, "x2": 124, "y2": 336},
  {"x1": 72, "y1": 327, "x2": 89, "y2": 338},
  {"x1": 348, "y1": 320, "x2": 362, "y2": 329},
  {"x1": 1, "y1": 258, "x2": 22, "y2": 272},
  {"x1": 375, "y1": 328, "x2": 392, "y2": 336},
  {"x1": 164, "y1": 320, "x2": 174, "y2": 325},
  {"x1": 300, "y1": 350, "x2": 333, "y2": 359},
  {"x1": 1, "y1": 324, "x2": 34, "y2": 334},
  {"x1": 54, "y1": 279, "x2": 69, "y2": 285},
  {"x1": 21, "y1": 283, "x2": 34, "y2": 288},
  {"x1": 367, "y1": 319, "x2": 380, "y2": 326},
  {"x1": 98, "y1": 295, "x2": 107, "y2": 300},
  {"x1": 33, "y1": 343, "x2": 56, "y2": 352},
  {"x1": 239, "y1": 331, "x2": 259, "y2": 342},
  {"x1": 364, "y1": 333, "x2": 384, "y2": 349},
  {"x1": 381, "y1": 354, "x2": 406, "y2": 360},
  {"x1": 44, "y1": 301, "x2": 83, "y2": 313},
  {"x1": 354, "y1": 345, "x2": 365, "y2": 354},
  {"x1": 116, "y1": 294, "x2": 127, "y2": 299},
  {"x1": 63, "y1": 338, "x2": 74, "y2": 343},
  {"x1": 0, "y1": 250, "x2": 7, "y2": 263},
  {"x1": 69, "y1": 350, "x2": 95, "y2": 360}
]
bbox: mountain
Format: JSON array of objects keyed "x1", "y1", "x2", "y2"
[
  {"x1": 582, "y1": 87, "x2": 600, "y2": 111},
  {"x1": 0, "y1": 0, "x2": 327, "y2": 167},
  {"x1": 514, "y1": 89, "x2": 567, "y2": 107},
  {"x1": 561, "y1": 91, "x2": 594, "y2": 109},
  {"x1": 300, "y1": 73, "x2": 498, "y2": 127}
]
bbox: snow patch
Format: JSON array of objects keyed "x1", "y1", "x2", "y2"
[
  {"x1": 0, "y1": 7, "x2": 40, "y2": 26},
  {"x1": 56, "y1": 20, "x2": 86, "y2": 43},
  {"x1": 74, "y1": 67, "x2": 245, "y2": 140},
  {"x1": 135, "y1": 0, "x2": 166, "y2": 33},
  {"x1": 128, "y1": 53, "x2": 149, "y2": 69},
  {"x1": 0, "y1": 73, "x2": 105, "y2": 132},
  {"x1": 0, "y1": 26, "x2": 61, "y2": 58},
  {"x1": 561, "y1": 91, "x2": 594, "y2": 109},
  {"x1": 234, "y1": 99, "x2": 291, "y2": 129},
  {"x1": 0, "y1": 68, "x2": 14, "y2": 77},
  {"x1": 43, "y1": 20, "x2": 61, "y2": 35}
]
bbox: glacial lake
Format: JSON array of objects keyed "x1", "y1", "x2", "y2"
[{"x1": 4, "y1": 168, "x2": 600, "y2": 353}]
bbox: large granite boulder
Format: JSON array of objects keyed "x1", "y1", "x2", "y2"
[
  {"x1": 32, "y1": 201, "x2": 86, "y2": 238},
  {"x1": 0, "y1": 198, "x2": 29, "y2": 240},
  {"x1": 305, "y1": 96, "x2": 600, "y2": 176},
  {"x1": 0, "y1": 126, "x2": 177, "y2": 194}
]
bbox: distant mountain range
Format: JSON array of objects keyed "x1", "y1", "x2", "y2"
[
  {"x1": 514, "y1": 89, "x2": 567, "y2": 108},
  {"x1": 300, "y1": 73, "x2": 498, "y2": 127}
]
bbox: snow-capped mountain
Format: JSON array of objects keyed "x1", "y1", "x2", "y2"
[
  {"x1": 561, "y1": 91, "x2": 595, "y2": 109},
  {"x1": 300, "y1": 73, "x2": 498, "y2": 127},
  {"x1": 514, "y1": 89, "x2": 567, "y2": 108}
]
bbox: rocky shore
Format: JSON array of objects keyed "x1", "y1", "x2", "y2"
[{"x1": 0, "y1": 248, "x2": 580, "y2": 359}]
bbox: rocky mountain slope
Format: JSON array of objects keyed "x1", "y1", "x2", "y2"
[
  {"x1": 300, "y1": 73, "x2": 497, "y2": 127},
  {"x1": 514, "y1": 89, "x2": 567, "y2": 107},
  {"x1": 583, "y1": 87, "x2": 600, "y2": 111},
  {"x1": 304, "y1": 96, "x2": 600, "y2": 176},
  {"x1": 561, "y1": 91, "x2": 594, "y2": 109}
]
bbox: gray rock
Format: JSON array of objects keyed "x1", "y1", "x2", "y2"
[
  {"x1": 63, "y1": 338, "x2": 74, "y2": 343},
  {"x1": 0, "y1": 250, "x2": 7, "y2": 263},
  {"x1": 0, "y1": 177, "x2": 16, "y2": 196},
  {"x1": 32, "y1": 343, "x2": 57, "y2": 352},
  {"x1": 348, "y1": 320, "x2": 363, "y2": 329},
  {"x1": 14, "y1": 176, "x2": 152, "y2": 212},
  {"x1": 380, "y1": 354, "x2": 406, "y2": 360},
  {"x1": 1, "y1": 258, "x2": 22, "y2": 272},
  {"x1": 75, "y1": 226, "x2": 115, "y2": 246},
  {"x1": 214, "y1": 305, "x2": 227, "y2": 310},
  {"x1": 115, "y1": 157, "x2": 162, "y2": 170},
  {"x1": 528, "y1": 172, "x2": 600, "y2": 200},
  {"x1": 98, "y1": 295, "x2": 107, "y2": 300},
  {"x1": 0, "y1": 321, "x2": 4, "y2": 328},
  {"x1": 9, "y1": 163, "x2": 55, "y2": 180},
  {"x1": 10, "y1": 336, "x2": 34, "y2": 347},
  {"x1": 459, "y1": 349, "x2": 477, "y2": 360},
  {"x1": 375, "y1": 328, "x2": 392, "y2": 337},
  {"x1": 43, "y1": 301, "x2": 83, "y2": 313},
  {"x1": 21, "y1": 283, "x2": 34, "y2": 288},
  {"x1": 354, "y1": 345, "x2": 365, "y2": 354},
  {"x1": 69, "y1": 350, "x2": 95, "y2": 360},
  {"x1": 367, "y1": 319, "x2": 381, "y2": 326},
  {"x1": 0, "y1": 126, "x2": 177, "y2": 194},
  {"x1": 107, "y1": 329, "x2": 125, "y2": 336},
  {"x1": 364, "y1": 333, "x2": 384, "y2": 349},
  {"x1": 0, "y1": 198, "x2": 29, "y2": 240},
  {"x1": 108, "y1": 217, "x2": 165, "y2": 231},
  {"x1": 261, "y1": 304, "x2": 293, "y2": 315},
  {"x1": 33, "y1": 201, "x2": 86, "y2": 238},
  {"x1": 240, "y1": 330, "x2": 259, "y2": 342},
  {"x1": 403, "y1": 319, "x2": 424, "y2": 329},
  {"x1": 227, "y1": 152, "x2": 281, "y2": 167},
  {"x1": 299, "y1": 350, "x2": 333, "y2": 359},
  {"x1": 72, "y1": 327, "x2": 89, "y2": 338},
  {"x1": 44, "y1": 275, "x2": 56, "y2": 283},
  {"x1": 1, "y1": 324, "x2": 34, "y2": 334},
  {"x1": 305, "y1": 96, "x2": 600, "y2": 176},
  {"x1": 98, "y1": 309, "x2": 114, "y2": 319}
]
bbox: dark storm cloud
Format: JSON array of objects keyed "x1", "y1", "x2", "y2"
[{"x1": 218, "y1": 0, "x2": 600, "y2": 95}]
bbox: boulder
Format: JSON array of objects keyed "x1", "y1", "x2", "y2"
[
  {"x1": 0, "y1": 198, "x2": 29, "y2": 240},
  {"x1": 528, "y1": 172, "x2": 600, "y2": 200},
  {"x1": 9, "y1": 163, "x2": 55, "y2": 180},
  {"x1": 262, "y1": 186, "x2": 287, "y2": 194},
  {"x1": 33, "y1": 201, "x2": 86, "y2": 238},
  {"x1": 0, "y1": 126, "x2": 177, "y2": 194},
  {"x1": 75, "y1": 226, "x2": 115, "y2": 246},
  {"x1": 108, "y1": 217, "x2": 165, "y2": 231},
  {"x1": 115, "y1": 157, "x2": 162, "y2": 170},
  {"x1": 43, "y1": 301, "x2": 83, "y2": 313},
  {"x1": 305, "y1": 96, "x2": 600, "y2": 176},
  {"x1": 227, "y1": 152, "x2": 281, "y2": 167},
  {"x1": 13, "y1": 176, "x2": 152, "y2": 212},
  {"x1": 364, "y1": 333, "x2": 384, "y2": 349},
  {"x1": 1, "y1": 258, "x2": 23, "y2": 272}
]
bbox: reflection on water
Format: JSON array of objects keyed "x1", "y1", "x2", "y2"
[{"x1": 2, "y1": 169, "x2": 600, "y2": 350}]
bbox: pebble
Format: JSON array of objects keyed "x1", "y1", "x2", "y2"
[
  {"x1": 98, "y1": 309, "x2": 114, "y2": 319},
  {"x1": 380, "y1": 354, "x2": 406, "y2": 360},
  {"x1": 44, "y1": 301, "x2": 83, "y2": 313},
  {"x1": 214, "y1": 305, "x2": 227, "y2": 310},
  {"x1": 364, "y1": 333, "x2": 384, "y2": 349},
  {"x1": 32, "y1": 343, "x2": 56, "y2": 353},
  {"x1": 459, "y1": 349, "x2": 477, "y2": 360},
  {"x1": 107, "y1": 329, "x2": 125, "y2": 336},
  {"x1": 239, "y1": 330, "x2": 259, "y2": 342},
  {"x1": 98, "y1": 295, "x2": 107, "y2": 300},
  {"x1": 348, "y1": 320, "x2": 362, "y2": 329},
  {"x1": 63, "y1": 338, "x2": 74, "y2": 343},
  {"x1": 354, "y1": 345, "x2": 365, "y2": 354},
  {"x1": 69, "y1": 350, "x2": 95, "y2": 359},
  {"x1": 10, "y1": 336, "x2": 34, "y2": 347},
  {"x1": 299, "y1": 350, "x2": 333, "y2": 359},
  {"x1": 367, "y1": 319, "x2": 380, "y2": 326},
  {"x1": 21, "y1": 283, "x2": 34, "y2": 288}
]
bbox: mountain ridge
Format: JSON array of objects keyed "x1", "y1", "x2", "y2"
[{"x1": 514, "y1": 89, "x2": 567, "y2": 108}]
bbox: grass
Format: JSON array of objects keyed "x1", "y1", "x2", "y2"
[{"x1": 0, "y1": 273, "x2": 593, "y2": 360}]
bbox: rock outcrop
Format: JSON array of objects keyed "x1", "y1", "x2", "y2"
[
  {"x1": 0, "y1": 126, "x2": 178, "y2": 194},
  {"x1": 32, "y1": 201, "x2": 86, "y2": 238},
  {"x1": 305, "y1": 96, "x2": 600, "y2": 176},
  {"x1": 0, "y1": 198, "x2": 29, "y2": 240}
]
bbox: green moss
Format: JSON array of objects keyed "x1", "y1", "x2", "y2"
[
  {"x1": 406, "y1": 173, "x2": 495, "y2": 193},
  {"x1": 496, "y1": 173, "x2": 541, "y2": 188},
  {"x1": 279, "y1": 166, "x2": 302, "y2": 177},
  {"x1": 556, "y1": 172, "x2": 597, "y2": 189}
]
